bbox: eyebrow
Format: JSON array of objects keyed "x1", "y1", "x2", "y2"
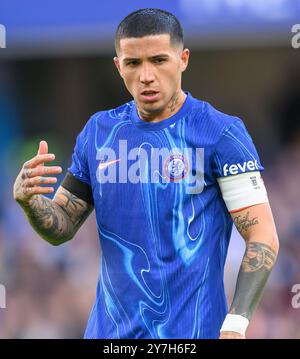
[{"x1": 123, "y1": 54, "x2": 170, "y2": 62}]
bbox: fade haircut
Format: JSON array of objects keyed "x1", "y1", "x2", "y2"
[{"x1": 115, "y1": 8, "x2": 184, "y2": 53}]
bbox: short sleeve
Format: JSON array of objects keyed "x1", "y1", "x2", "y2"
[
  {"x1": 68, "y1": 121, "x2": 91, "y2": 186},
  {"x1": 213, "y1": 119, "x2": 264, "y2": 179}
]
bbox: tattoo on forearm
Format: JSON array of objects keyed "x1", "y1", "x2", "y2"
[
  {"x1": 242, "y1": 242, "x2": 276, "y2": 272},
  {"x1": 22, "y1": 188, "x2": 92, "y2": 245},
  {"x1": 233, "y1": 211, "x2": 259, "y2": 234},
  {"x1": 229, "y1": 241, "x2": 277, "y2": 320},
  {"x1": 56, "y1": 189, "x2": 86, "y2": 223},
  {"x1": 23, "y1": 195, "x2": 73, "y2": 243}
]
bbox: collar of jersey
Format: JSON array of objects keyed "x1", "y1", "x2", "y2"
[{"x1": 130, "y1": 91, "x2": 194, "y2": 131}]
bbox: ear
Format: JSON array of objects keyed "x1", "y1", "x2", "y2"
[
  {"x1": 114, "y1": 56, "x2": 122, "y2": 77},
  {"x1": 180, "y1": 48, "x2": 190, "y2": 72}
]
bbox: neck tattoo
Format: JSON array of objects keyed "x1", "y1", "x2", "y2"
[
  {"x1": 167, "y1": 91, "x2": 180, "y2": 114},
  {"x1": 136, "y1": 90, "x2": 185, "y2": 122}
]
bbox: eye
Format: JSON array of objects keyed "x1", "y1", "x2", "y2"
[
  {"x1": 154, "y1": 58, "x2": 166, "y2": 64},
  {"x1": 126, "y1": 60, "x2": 140, "y2": 67}
]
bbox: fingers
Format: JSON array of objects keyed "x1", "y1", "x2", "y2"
[
  {"x1": 38, "y1": 140, "x2": 48, "y2": 156},
  {"x1": 24, "y1": 154, "x2": 56, "y2": 169},
  {"x1": 19, "y1": 141, "x2": 62, "y2": 197},
  {"x1": 24, "y1": 186, "x2": 55, "y2": 195},
  {"x1": 24, "y1": 176, "x2": 58, "y2": 187},
  {"x1": 25, "y1": 165, "x2": 62, "y2": 178},
  {"x1": 37, "y1": 141, "x2": 49, "y2": 168},
  {"x1": 20, "y1": 172, "x2": 61, "y2": 198},
  {"x1": 14, "y1": 142, "x2": 61, "y2": 203}
]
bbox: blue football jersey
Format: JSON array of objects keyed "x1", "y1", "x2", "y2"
[{"x1": 68, "y1": 92, "x2": 264, "y2": 339}]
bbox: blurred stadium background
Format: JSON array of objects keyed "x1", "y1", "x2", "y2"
[{"x1": 1, "y1": 0, "x2": 300, "y2": 338}]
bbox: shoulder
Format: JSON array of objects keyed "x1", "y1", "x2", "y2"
[
  {"x1": 74, "y1": 100, "x2": 133, "y2": 143},
  {"x1": 88, "y1": 100, "x2": 134, "y2": 126},
  {"x1": 189, "y1": 95, "x2": 246, "y2": 142},
  {"x1": 203, "y1": 100, "x2": 243, "y2": 133}
]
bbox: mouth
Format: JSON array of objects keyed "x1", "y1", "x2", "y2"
[{"x1": 140, "y1": 90, "x2": 160, "y2": 103}]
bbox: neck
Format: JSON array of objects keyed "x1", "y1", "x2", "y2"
[{"x1": 137, "y1": 90, "x2": 187, "y2": 123}]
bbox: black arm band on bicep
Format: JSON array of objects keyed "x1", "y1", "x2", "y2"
[{"x1": 61, "y1": 172, "x2": 94, "y2": 206}]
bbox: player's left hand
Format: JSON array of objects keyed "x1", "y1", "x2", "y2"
[{"x1": 219, "y1": 331, "x2": 245, "y2": 339}]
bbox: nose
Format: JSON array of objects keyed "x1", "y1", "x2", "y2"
[{"x1": 139, "y1": 62, "x2": 155, "y2": 85}]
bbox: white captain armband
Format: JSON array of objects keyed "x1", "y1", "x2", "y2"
[{"x1": 217, "y1": 171, "x2": 269, "y2": 213}]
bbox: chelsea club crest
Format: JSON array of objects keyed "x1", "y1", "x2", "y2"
[{"x1": 163, "y1": 153, "x2": 190, "y2": 182}]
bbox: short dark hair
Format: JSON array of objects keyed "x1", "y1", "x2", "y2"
[{"x1": 115, "y1": 8, "x2": 184, "y2": 52}]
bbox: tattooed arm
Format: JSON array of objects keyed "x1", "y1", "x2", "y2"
[
  {"x1": 13, "y1": 141, "x2": 93, "y2": 246},
  {"x1": 220, "y1": 202, "x2": 279, "y2": 339},
  {"x1": 18, "y1": 187, "x2": 93, "y2": 245}
]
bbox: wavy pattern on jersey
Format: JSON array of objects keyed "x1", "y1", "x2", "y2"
[
  {"x1": 136, "y1": 119, "x2": 206, "y2": 267},
  {"x1": 98, "y1": 220, "x2": 169, "y2": 338},
  {"x1": 136, "y1": 117, "x2": 207, "y2": 337},
  {"x1": 161, "y1": 118, "x2": 206, "y2": 266},
  {"x1": 191, "y1": 258, "x2": 210, "y2": 338},
  {"x1": 94, "y1": 106, "x2": 209, "y2": 338},
  {"x1": 94, "y1": 109, "x2": 131, "y2": 197},
  {"x1": 94, "y1": 106, "x2": 169, "y2": 338},
  {"x1": 100, "y1": 254, "x2": 133, "y2": 338},
  {"x1": 138, "y1": 142, "x2": 171, "y2": 338}
]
